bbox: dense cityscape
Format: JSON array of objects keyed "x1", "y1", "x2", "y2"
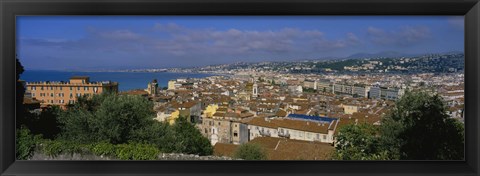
[
  {"x1": 16, "y1": 16, "x2": 464, "y2": 161},
  {"x1": 19, "y1": 52, "x2": 464, "y2": 160}
]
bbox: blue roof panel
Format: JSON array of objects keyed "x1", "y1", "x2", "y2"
[{"x1": 287, "y1": 114, "x2": 338, "y2": 123}]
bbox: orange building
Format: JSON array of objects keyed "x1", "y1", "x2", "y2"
[{"x1": 25, "y1": 76, "x2": 118, "y2": 107}]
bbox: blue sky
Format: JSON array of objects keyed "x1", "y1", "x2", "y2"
[{"x1": 17, "y1": 16, "x2": 464, "y2": 71}]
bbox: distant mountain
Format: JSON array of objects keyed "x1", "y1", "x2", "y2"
[
  {"x1": 346, "y1": 51, "x2": 422, "y2": 59},
  {"x1": 438, "y1": 51, "x2": 464, "y2": 55}
]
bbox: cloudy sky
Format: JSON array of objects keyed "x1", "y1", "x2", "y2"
[{"x1": 17, "y1": 16, "x2": 464, "y2": 71}]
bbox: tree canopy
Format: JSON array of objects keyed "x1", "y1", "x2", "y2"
[
  {"x1": 334, "y1": 90, "x2": 464, "y2": 160},
  {"x1": 381, "y1": 91, "x2": 464, "y2": 160},
  {"x1": 57, "y1": 93, "x2": 213, "y2": 156},
  {"x1": 334, "y1": 123, "x2": 390, "y2": 160},
  {"x1": 234, "y1": 143, "x2": 268, "y2": 160}
]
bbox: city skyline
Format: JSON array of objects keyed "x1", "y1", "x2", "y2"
[{"x1": 17, "y1": 16, "x2": 464, "y2": 71}]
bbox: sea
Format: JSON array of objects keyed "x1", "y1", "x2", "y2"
[{"x1": 20, "y1": 70, "x2": 216, "y2": 91}]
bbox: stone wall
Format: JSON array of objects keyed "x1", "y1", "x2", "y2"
[{"x1": 30, "y1": 152, "x2": 238, "y2": 160}]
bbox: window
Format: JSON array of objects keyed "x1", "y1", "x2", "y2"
[
  {"x1": 84, "y1": 87, "x2": 89, "y2": 91},
  {"x1": 50, "y1": 93, "x2": 53, "y2": 97},
  {"x1": 59, "y1": 87, "x2": 62, "y2": 90},
  {"x1": 70, "y1": 93, "x2": 73, "y2": 98},
  {"x1": 218, "y1": 122, "x2": 221, "y2": 125},
  {"x1": 323, "y1": 135, "x2": 327, "y2": 140},
  {"x1": 32, "y1": 86, "x2": 36, "y2": 90},
  {"x1": 77, "y1": 87, "x2": 80, "y2": 91},
  {"x1": 70, "y1": 87, "x2": 73, "y2": 91},
  {"x1": 32, "y1": 93, "x2": 35, "y2": 97},
  {"x1": 234, "y1": 132, "x2": 238, "y2": 137},
  {"x1": 77, "y1": 93, "x2": 81, "y2": 97},
  {"x1": 50, "y1": 86, "x2": 53, "y2": 90},
  {"x1": 40, "y1": 87, "x2": 44, "y2": 90}
]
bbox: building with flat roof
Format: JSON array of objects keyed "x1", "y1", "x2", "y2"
[{"x1": 25, "y1": 76, "x2": 118, "y2": 107}]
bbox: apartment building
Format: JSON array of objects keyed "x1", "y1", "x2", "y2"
[
  {"x1": 246, "y1": 114, "x2": 339, "y2": 144},
  {"x1": 25, "y1": 76, "x2": 118, "y2": 107}
]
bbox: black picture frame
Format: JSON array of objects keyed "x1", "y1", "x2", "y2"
[{"x1": 1, "y1": 0, "x2": 479, "y2": 175}]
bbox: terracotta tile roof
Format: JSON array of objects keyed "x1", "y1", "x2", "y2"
[
  {"x1": 250, "y1": 137, "x2": 334, "y2": 160},
  {"x1": 213, "y1": 143, "x2": 239, "y2": 158},
  {"x1": 171, "y1": 101, "x2": 199, "y2": 109},
  {"x1": 275, "y1": 110, "x2": 287, "y2": 117},
  {"x1": 23, "y1": 97, "x2": 40, "y2": 104},
  {"x1": 120, "y1": 89, "x2": 148, "y2": 96},
  {"x1": 213, "y1": 137, "x2": 334, "y2": 160},
  {"x1": 70, "y1": 76, "x2": 89, "y2": 79},
  {"x1": 213, "y1": 112, "x2": 226, "y2": 117}
]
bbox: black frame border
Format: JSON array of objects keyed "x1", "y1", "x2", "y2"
[{"x1": 1, "y1": 0, "x2": 479, "y2": 176}]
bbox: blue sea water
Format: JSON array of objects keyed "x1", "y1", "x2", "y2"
[{"x1": 20, "y1": 70, "x2": 215, "y2": 91}]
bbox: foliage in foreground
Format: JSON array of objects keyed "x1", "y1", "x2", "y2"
[
  {"x1": 57, "y1": 93, "x2": 213, "y2": 156},
  {"x1": 58, "y1": 93, "x2": 156, "y2": 144},
  {"x1": 37, "y1": 140, "x2": 160, "y2": 160},
  {"x1": 234, "y1": 143, "x2": 268, "y2": 160},
  {"x1": 334, "y1": 91, "x2": 464, "y2": 160},
  {"x1": 16, "y1": 127, "x2": 42, "y2": 160},
  {"x1": 17, "y1": 91, "x2": 213, "y2": 160},
  {"x1": 334, "y1": 124, "x2": 390, "y2": 160}
]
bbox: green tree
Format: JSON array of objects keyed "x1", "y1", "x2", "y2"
[
  {"x1": 56, "y1": 93, "x2": 214, "y2": 158},
  {"x1": 161, "y1": 116, "x2": 213, "y2": 155},
  {"x1": 234, "y1": 143, "x2": 268, "y2": 160},
  {"x1": 93, "y1": 94, "x2": 155, "y2": 144},
  {"x1": 20, "y1": 106, "x2": 62, "y2": 140},
  {"x1": 58, "y1": 93, "x2": 156, "y2": 144},
  {"x1": 381, "y1": 91, "x2": 464, "y2": 160},
  {"x1": 334, "y1": 123, "x2": 391, "y2": 160},
  {"x1": 16, "y1": 127, "x2": 42, "y2": 160},
  {"x1": 16, "y1": 57, "x2": 26, "y2": 129}
]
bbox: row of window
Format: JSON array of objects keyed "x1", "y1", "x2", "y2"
[
  {"x1": 255, "y1": 127, "x2": 327, "y2": 140},
  {"x1": 30, "y1": 86, "x2": 98, "y2": 92},
  {"x1": 35, "y1": 92, "x2": 92, "y2": 98},
  {"x1": 39, "y1": 99, "x2": 77, "y2": 104}
]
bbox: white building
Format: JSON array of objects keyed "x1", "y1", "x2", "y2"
[{"x1": 245, "y1": 117, "x2": 338, "y2": 144}]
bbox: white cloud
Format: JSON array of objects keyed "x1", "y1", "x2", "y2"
[{"x1": 367, "y1": 26, "x2": 431, "y2": 46}]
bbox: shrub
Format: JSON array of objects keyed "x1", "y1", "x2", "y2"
[
  {"x1": 16, "y1": 127, "x2": 42, "y2": 160},
  {"x1": 91, "y1": 142, "x2": 115, "y2": 156},
  {"x1": 234, "y1": 143, "x2": 267, "y2": 160},
  {"x1": 114, "y1": 143, "x2": 159, "y2": 160},
  {"x1": 40, "y1": 140, "x2": 85, "y2": 157}
]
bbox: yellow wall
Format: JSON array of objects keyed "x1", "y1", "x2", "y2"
[
  {"x1": 168, "y1": 110, "x2": 180, "y2": 125},
  {"x1": 343, "y1": 105, "x2": 358, "y2": 115},
  {"x1": 168, "y1": 80, "x2": 176, "y2": 90},
  {"x1": 203, "y1": 104, "x2": 219, "y2": 118}
]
